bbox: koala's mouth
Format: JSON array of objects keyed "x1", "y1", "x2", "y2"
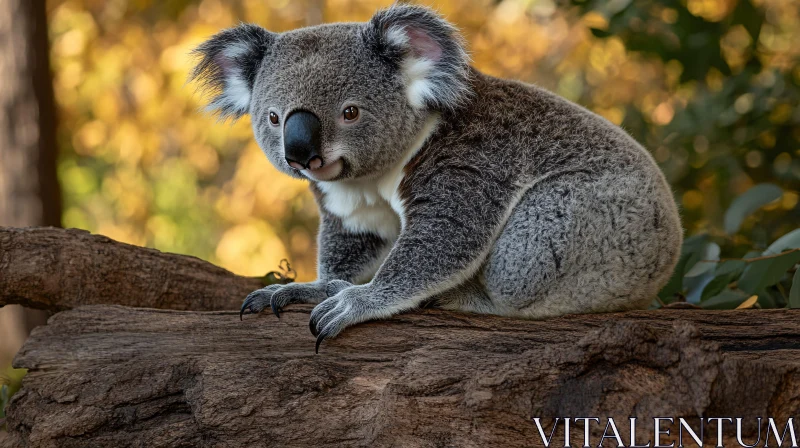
[{"x1": 300, "y1": 158, "x2": 343, "y2": 181}]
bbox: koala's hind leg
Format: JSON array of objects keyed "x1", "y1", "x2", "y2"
[
  {"x1": 482, "y1": 172, "x2": 674, "y2": 319},
  {"x1": 429, "y1": 276, "x2": 495, "y2": 314}
]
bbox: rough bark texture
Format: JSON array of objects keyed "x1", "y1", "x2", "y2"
[
  {"x1": 2, "y1": 306, "x2": 799, "y2": 447},
  {"x1": 2, "y1": 227, "x2": 800, "y2": 447},
  {"x1": 0, "y1": 227, "x2": 263, "y2": 312}
]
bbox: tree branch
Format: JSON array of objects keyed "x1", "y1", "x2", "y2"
[
  {"x1": 0, "y1": 226, "x2": 263, "y2": 311},
  {"x1": 2, "y1": 305, "x2": 800, "y2": 446}
]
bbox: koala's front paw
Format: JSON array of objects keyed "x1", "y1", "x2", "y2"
[
  {"x1": 240, "y1": 281, "x2": 327, "y2": 320},
  {"x1": 309, "y1": 284, "x2": 380, "y2": 353}
]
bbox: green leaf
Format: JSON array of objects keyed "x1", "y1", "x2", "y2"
[
  {"x1": 738, "y1": 250, "x2": 800, "y2": 294},
  {"x1": 700, "y1": 260, "x2": 750, "y2": 302},
  {"x1": 658, "y1": 234, "x2": 709, "y2": 301},
  {"x1": 701, "y1": 289, "x2": 751, "y2": 309},
  {"x1": 685, "y1": 242, "x2": 720, "y2": 277},
  {"x1": 764, "y1": 229, "x2": 800, "y2": 255},
  {"x1": 716, "y1": 259, "x2": 747, "y2": 276},
  {"x1": 701, "y1": 273, "x2": 735, "y2": 301},
  {"x1": 682, "y1": 234, "x2": 711, "y2": 272},
  {"x1": 743, "y1": 250, "x2": 764, "y2": 260},
  {"x1": 723, "y1": 183, "x2": 783, "y2": 234},
  {"x1": 790, "y1": 269, "x2": 800, "y2": 309},
  {"x1": 700, "y1": 275, "x2": 732, "y2": 302},
  {"x1": 756, "y1": 288, "x2": 778, "y2": 309}
]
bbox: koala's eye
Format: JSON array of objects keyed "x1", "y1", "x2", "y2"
[
  {"x1": 269, "y1": 112, "x2": 279, "y2": 126},
  {"x1": 343, "y1": 106, "x2": 359, "y2": 122}
]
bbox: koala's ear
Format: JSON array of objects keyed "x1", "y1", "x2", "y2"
[
  {"x1": 189, "y1": 24, "x2": 275, "y2": 120},
  {"x1": 365, "y1": 5, "x2": 471, "y2": 111}
]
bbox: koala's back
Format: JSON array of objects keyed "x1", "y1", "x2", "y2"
[
  {"x1": 432, "y1": 70, "x2": 666, "y2": 183},
  {"x1": 414, "y1": 69, "x2": 683, "y2": 316},
  {"x1": 410, "y1": 69, "x2": 681, "y2": 238}
]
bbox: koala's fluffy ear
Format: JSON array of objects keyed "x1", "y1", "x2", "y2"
[
  {"x1": 189, "y1": 24, "x2": 274, "y2": 120},
  {"x1": 365, "y1": 5, "x2": 471, "y2": 111}
]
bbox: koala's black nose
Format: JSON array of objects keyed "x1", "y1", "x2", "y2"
[{"x1": 283, "y1": 110, "x2": 323, "y2": 170}]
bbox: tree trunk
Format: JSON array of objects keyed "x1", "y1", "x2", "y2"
[
  {"x1": 0, "y1": 0, "x2": 60, "y2": 368},
  {"x1": 1, "y1": 227, "x2": 799, "y2": 447},
  {"x1": 0, "y1": 0, "x2": 59, "y2": 228}
]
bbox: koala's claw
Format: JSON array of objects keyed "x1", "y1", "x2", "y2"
[
  {"x1": 308, "y1": 281, "x2": 354, "y2": 339},
  {"x1": 310, "y1": 303, "x2": 352, "y2": 354},
  {"x1": 240, "y1": 294, "x2": 254, "y2": 320},
  {"x1": 314, "y1": 325, "x2": 343, "y2": 353},
  {"x1": 241, "y1": 282, "x2": 329, "y2": 321},
  {"x1": 270, "y1": 301, "x2": 283, "y2": 319},
  {"x1": 315, "y1": 332, "x2": 325, "y2": 354},
  {"x1": 309, "y1": 284, "x2": 374, "y2": 353},
  {"x1": 240, "y1": 288, "x2": 268, "y2": 320},
  {"x1": 239, "y1": 284, "x2": 283, "y2": 320}
]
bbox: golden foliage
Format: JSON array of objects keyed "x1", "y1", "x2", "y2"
[{"x1": 48, "y1": 0, "x2": 798, "y2": 280}]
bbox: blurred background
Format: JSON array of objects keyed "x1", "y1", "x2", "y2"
[{"x1": 1, "y1": 0, "x2": 799, "y2": 409}]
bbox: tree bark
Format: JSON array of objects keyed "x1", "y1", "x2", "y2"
[
  {"x1": 0, "y1": 1, "x2": 60, "y2": 234},
  {"x1": 1, "y1": 226, "x2": 800, "y2": 447},
  {"x1": 0, "y1": 0, "x2": 61, "y2": 368},
  {"x1": 0, "y1": 227, "x2": 263, "y2": 312},
  {"x1": 2, "y1": 306, "x2": 799, "y2": 447}
]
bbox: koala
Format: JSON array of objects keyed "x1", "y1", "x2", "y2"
[{"x1": 190, "y1": 5, "x2": 682, "y2": 352}]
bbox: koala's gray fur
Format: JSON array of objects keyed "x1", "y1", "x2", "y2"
[{"x1": 190, "y1": 5, "x2": 682, "y2": 350}]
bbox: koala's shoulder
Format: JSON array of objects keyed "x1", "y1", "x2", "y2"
[{"x1": 441, "y1": 71, "x2": 634, "y2": 155}]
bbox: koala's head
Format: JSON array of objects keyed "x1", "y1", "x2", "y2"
[{"x1": 189, "y1": 5, "x2": 470, "y2": 182}]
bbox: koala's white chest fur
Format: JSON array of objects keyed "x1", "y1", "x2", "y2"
[
  {"x1": 316, "y1": 180, "x2": 402, "y2": 240},
  {"x1": 316, "y1": 115, "x2": 440, "y2": 241}
]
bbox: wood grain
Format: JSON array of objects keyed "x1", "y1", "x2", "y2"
[
  {"x1": 3, "y1": 305, "x2": 799, "y2": 447},
  {"x1": 0, "y1": 227, "x2": 263, "y2": 312}
]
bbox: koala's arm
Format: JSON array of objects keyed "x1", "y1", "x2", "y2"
[
  {"x1": 309, "y1": 163, "x2": 518, "y2": 344},
  {"x1": 241, "y1": 197, "x2": 390, "y2": 318},
  {"x1": 315, "y1": 210, "x2": 390, "y2": 284},
  {"x1": 372, "y1": 173, "x2": 514, "y2": 302}
]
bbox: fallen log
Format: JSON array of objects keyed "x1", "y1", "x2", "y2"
[
  {"x1": 0, "y1": 227, "x2": 263, "y2": 311},
  {"x1": 3, "y1": 305, "x2": 800, "y2": 447},
  {"x1": 2, "y1": 227, "x2": 800, "y2": 446}
]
